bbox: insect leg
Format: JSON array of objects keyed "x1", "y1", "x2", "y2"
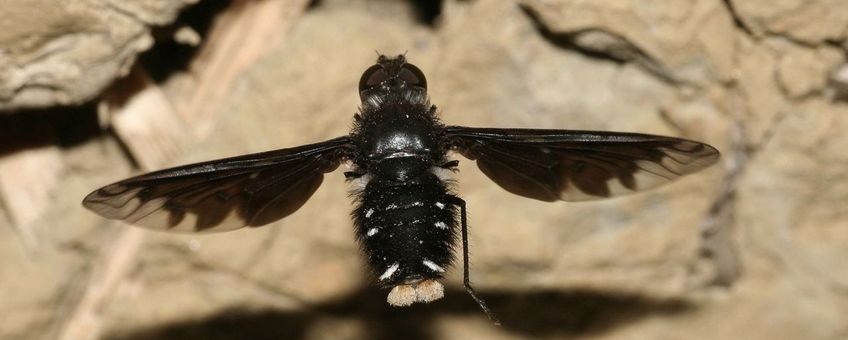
[{"x1": 447, "y1": 195, "x2": 500, "y2": 325}]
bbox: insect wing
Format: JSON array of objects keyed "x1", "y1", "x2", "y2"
[
  {"x1": 445, "y1": 126, "x2": 719, "y2": 201},
  {"x1": 83, "y1": 136, "x2": 352, "y2": 232}
]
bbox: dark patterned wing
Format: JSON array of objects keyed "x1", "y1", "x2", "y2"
[
  {"x1": 83, "y1": 136, "x2": 352, "y2": 233},
  {"x1": 445, "y1": 126, "x2": 719, "y2": 201}
]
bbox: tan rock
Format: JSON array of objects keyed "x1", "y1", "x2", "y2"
[
  {"x1": 3, "y1": 0, "x2": 848, "y2": 339},
  {"x1": 0, "y1": 0, "x2": 196, "y2": 110},
  {"x1": 520, "y1": 0, "x2": 737, "y2": 85},
  {"x1": 734, "y1": 98, "x2": 848, "y2": 338},
  {"x1": 729, "y1": 0, "x2": 848, "y2": 44},
  {"x1": 776, "y1": 45, "x2": 843, "y2": 99}
]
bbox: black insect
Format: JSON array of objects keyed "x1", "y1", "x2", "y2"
[{"x1": 84, "y1": 55, "x2": 719, "y2": 324}]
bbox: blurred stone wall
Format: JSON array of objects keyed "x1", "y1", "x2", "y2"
[
  {"x1": 1, "y1": 0, "x2": 847, "y2": 339},
  {"x1": 0, "y1": 0, "x2": 198, "y2": 110}
]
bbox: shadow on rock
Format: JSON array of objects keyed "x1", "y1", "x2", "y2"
[
  {"x1": 107, "y1": 286, "x2": 694, "y2": 340},
  {"x1": 0, "y1": 103, "x2": 101, "y2": 157}
]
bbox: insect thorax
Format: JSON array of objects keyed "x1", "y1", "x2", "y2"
[{"x1": 352, "y1": 91, "x2": 444, "y2": 168}]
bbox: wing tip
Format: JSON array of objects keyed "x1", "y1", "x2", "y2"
[{"x1": 684, "y1": 142, "x2": 721, "y2": 174}]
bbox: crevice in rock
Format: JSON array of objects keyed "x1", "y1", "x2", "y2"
[
  {"x1": 822, "y1": 38, "x2": 846, "y2": 50},
  {"x1": 307, "y1": 0, "x2": 443, "y2": 27},
  {"x1": 657, "y1": 108, "x2": 688, "y2": 136},
  {"x1": 305, "y1": 0, "x2": 323, "y2": 10},
  {"x1": 102, "y1": 1, "x2": 146, "y2": 26},
  {"x1": 721, "y1": 0, "x2": 755, "y2": 37},
  {"x1": 104, "y1": 126, "x2": 142, "y2": 170},
  {"x1": 696, "y1": 95, "x2": 789, "y2": 287},
  {"x1": 721, "y1": 0, "x2": 831, "y2": 50},
  {"x1": 409, "y1": 0, "x2": 443, "y2": 27},
  {"x1": 769, "y1": 33, "x2": 826, "y2": 49},
  {"x1": 747, "y1": 110, "x2": 788, "y2": 154},
  {"x1": 519, "y1": 4, "x2": 682, "y2": 86},
  {"x1": 697, "y1": 119, "x2": 745, "y2": 287},
  {"x1": 827, "y1": 52, "x2": 848, "y2": 103},
  {"x1": 519, "y1": 5, "x2": 625, "y2": 64},
  {"x1": 138, "y1": 0, "x2": 233, "y2": 83},
  {"x1": 0, "y1": 102, "x2": 101, "y2": 157}
]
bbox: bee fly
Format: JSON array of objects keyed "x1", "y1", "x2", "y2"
[{"x1": 84, "y1": 55, "x2": 719, "y2": 324}]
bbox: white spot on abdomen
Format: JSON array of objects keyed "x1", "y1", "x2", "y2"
[
  {"x1": 435, "y1": 202, "x2": 445, "y2": 209},
  {"x1": 434, "y1": 221, "x2": 447, "y2": 229},
  {"x1": 379, "y1": 263, "x2": 399, "y2": 281},
  {"x1": 422, "y1": 259, "x2": 445, "y2": 273},
  {"x1": 367, "y1": 228, "x2": 378, "y2": 237},
  {"x1": 365, "y1": 208, "x2": 374, "y2": 218}
]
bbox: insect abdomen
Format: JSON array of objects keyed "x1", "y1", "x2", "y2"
[{"x1": 352, "y1": 172, "x2": 457, "y2": 287}]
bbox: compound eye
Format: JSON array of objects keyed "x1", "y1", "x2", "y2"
[
  {"x1": 359, "y1": 64, "x2": 389, "y2": 93},
  {"x1": 398, "y1": 63, "x2": 427, "y2": 89}
]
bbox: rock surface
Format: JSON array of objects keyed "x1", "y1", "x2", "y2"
[
  {"x1": 0, "y1": 0, "x2": 196, "y2": 110},
  {"x1": 729, "y1": 0, "x2": 848, "y2": 44},
  {"x1": 1, "y1": 0, "x2": 847, "y2": 339}
]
